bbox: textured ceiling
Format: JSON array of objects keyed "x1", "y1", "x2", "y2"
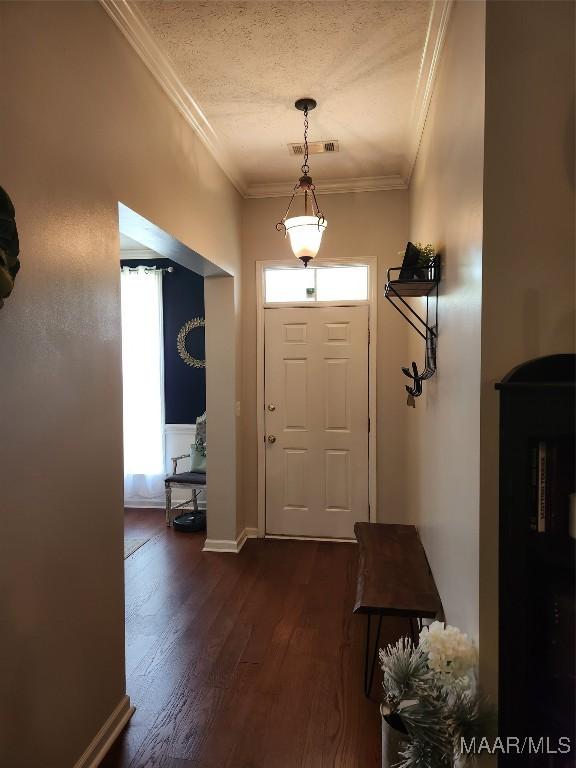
[{"x1": 135, "y1": 1, "x2": 432, "y2": 186}]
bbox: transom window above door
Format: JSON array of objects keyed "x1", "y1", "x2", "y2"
[{"x1": 264, "y1": 265, "x2": 369, "y2": 303}]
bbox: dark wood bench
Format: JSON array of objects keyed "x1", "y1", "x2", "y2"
[{"x1": 353, "y1": 522, "x2": 444, "y2": 697}]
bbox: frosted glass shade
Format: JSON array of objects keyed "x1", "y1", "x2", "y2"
[{"x1": 284, "y1": 216, "x2": 327, "y2": 260}]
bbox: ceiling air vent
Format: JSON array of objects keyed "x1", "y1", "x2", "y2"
[{"x1": 288, "y1": 140, "x2": 339, "y2": 156}]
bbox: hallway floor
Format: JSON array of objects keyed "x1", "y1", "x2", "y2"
[{"x1": 102, "y1": 509, "x2": 406, "y2": 768}]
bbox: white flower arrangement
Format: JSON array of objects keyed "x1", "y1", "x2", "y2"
[
  {"x1": 418, "y1": 621, "x2": 478, "y2": 691},
  {"x1": 379, "y1": 622, "x2": 491, "y2": 768}
]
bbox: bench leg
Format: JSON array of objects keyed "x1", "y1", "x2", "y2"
[
  {"x1": 409, "y1": 617, "x2": 422, "y2": 644},
  {"x1": 364, "y1": 614, "x2": 383, "y2": 699}
]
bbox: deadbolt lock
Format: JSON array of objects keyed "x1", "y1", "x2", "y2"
[{"x1": 267, "y1": 435, "x2": 276, "y2": 444}]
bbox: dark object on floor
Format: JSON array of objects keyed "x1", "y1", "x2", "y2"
[
  {"x1": 173, "y1": 510, "x2": 206, "y2": 533},
  {"x1": 353, "y1": 522, "x2": 444, "y2": 698}
]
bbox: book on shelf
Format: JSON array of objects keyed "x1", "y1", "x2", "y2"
[
  {"x1": 538, "y1": 441, "x2": 547, "y2": 532},
  {"x1": 529, "y1": 436, "x2": 576, "y2": 535}
]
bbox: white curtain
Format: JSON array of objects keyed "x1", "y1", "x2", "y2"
[{"x1": 121, "y1": 267, "x2": 165, "y2": 506}]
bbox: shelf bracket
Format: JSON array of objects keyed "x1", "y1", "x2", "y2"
[
  {"x1": 385, "y1": 283, "x2": 438, "y2": 341},
  {"x1": 384, "y1": 259, "x2": 440, "y2": 402}
]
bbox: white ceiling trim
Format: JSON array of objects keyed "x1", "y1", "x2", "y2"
[
  {"x1": 245, "y1": 175, "x2": 407, "y2": 199},
  {"x1": 120, "y1": 248, "x2": 161, "y2": 260},
  {"x1": 403, "y1": 0, "x2": 454, "y2": 184},
  {"x1": 100, "y1": 0, "x2": 452, "y2": 198},
  {"x1": 100, "y1": 0, "x2": 246, "y2": 195}
]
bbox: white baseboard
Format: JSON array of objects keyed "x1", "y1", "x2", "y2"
[
  {"x1": 203, "y1": 526, "x2": 259, "y2": 554},
  {"x1": 202, "y1": 537, "x2": 242, "y2": 553},
  {"x1": 235, "y1": 527, "x2": 257, "y2": 552},
  {"x1": 124, "y1": 501, "x2": 207, "y2": 510},
  {"x1": 73, "y1": 695, "x2": 134, "y2": 768},
  {"x1": 124, "y1": 501, "x2": 164, "y2": 509}
]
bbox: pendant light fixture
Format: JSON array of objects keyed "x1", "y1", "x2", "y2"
[{"x1": 276, "y1": 98, "x2": 327, "y2": 267}]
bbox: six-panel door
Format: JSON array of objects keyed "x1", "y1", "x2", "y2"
[{"x1": 264, "y1": 305, "x2": 369, "y2": 538}]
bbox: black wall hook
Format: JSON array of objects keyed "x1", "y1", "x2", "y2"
[{"x1": 403, "y1": 361, "x2": 422, "y2": 398}]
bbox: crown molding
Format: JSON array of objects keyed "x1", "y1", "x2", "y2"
[
  {"x1": 403, "y1": 0, "x2": 454, "y2": 184},
  {"x1": 99, "y1": 0, "x2": 246, "y2": 196},
  {"x1": 101, "y1": 0, "x2": 452, "y2": 199},
  {"x1": 245, "y1": 175, "x2": 407, "y2": 199}
]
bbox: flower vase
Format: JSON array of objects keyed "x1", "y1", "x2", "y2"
[{"x1": 381, "y1": 708, "x2": 406, "y2": 768}]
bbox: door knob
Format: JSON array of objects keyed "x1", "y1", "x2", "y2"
[
  {"x1": 267, "y1": 435, "x2": 276, "y2": 444},
  {"x1": 267, "y1": 404, "x2": 276, "y2": 412}
]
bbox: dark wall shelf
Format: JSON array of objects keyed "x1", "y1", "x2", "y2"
[
  {"x1": 384, "y1": 278, "x2": 438, "y2": 299},
  {"x1": 384, "y1": 258, "x2": 440, "y2": 402}
]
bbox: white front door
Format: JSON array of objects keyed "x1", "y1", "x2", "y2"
[{"x1": 264, "y1": 305, "x2": 369, "y2": 538}]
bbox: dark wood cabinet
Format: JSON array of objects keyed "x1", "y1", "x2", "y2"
[{"x1": 497, "y1": 354, "x2": 575, "y2": 766}]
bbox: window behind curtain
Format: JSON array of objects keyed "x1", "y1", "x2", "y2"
[{"x1": 120, "y1": 267, "x2": 165, "y2": 504}]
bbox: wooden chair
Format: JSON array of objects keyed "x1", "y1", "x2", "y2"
[
  {"x1": 164, "y1": 460, "x2": 206, "y2": 528},
  {"x1": 165, "y1": 413, "x2": 207, "y2": 528}
]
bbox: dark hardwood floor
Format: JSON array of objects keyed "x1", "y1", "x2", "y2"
[{"x1": 102, "y1": 509, "x2": 407, "y2": 768}]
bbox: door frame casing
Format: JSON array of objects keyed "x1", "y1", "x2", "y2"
[{"x1": 256, "y1": 257, "x2": 377, "y2": 539}]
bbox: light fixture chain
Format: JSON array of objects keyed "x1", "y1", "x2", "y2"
[
  {"x1": 301, "y1": 106, "x2": 310, "y2": 175},
  {"x1": 275, "y1": 98, "x2": 327, "y2": 266}
]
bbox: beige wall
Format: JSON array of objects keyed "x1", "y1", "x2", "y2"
[
  {"x1": 241, "y1": 190, "x2": 410, "y2": 530},
  {"x1": 407, "y1": 0, "x2": 485, "y2": 639},
  {"x1": 480, "y1": 0, "x2": 576, "y2": 698},
  {"x1": 0, "y1": 3, "x2": 242, "y2": 766},
  {"x1": 205, "y1": 275, "x2": 241, "y2": 542}
]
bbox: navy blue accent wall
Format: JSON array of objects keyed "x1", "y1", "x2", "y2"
[
  {"x1": 162, "y1": 262, "x2": 205, "y2": 424},
  {"x1": 120, "y1": 258, "x2": 205, "y2": 424}
]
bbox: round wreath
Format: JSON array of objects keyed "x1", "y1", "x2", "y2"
[{"x1": 177, "y1": 317, "x2": 206, "y2": 368}]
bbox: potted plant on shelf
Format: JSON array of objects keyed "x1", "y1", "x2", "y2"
[
  {"x1": 397, "y1": 241, "x2": 437, "y2": 281},
  {"x1": 379, "y1": 622, "x2": 492, "y2": 768},
  {"x1": 414, "y1": 242, "x2": 437, "y2": 281}
]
